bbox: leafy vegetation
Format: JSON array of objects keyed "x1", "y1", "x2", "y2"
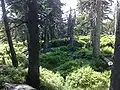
[
  {"x1": 0, "y1": 35, "x2": 113, "y2": 89},
  {"x1": 0, "y1": 0, "x2": 117, "y2": 89},
  {"x1": 0, "y1": 66, "x2": 110, "y2": 90}
]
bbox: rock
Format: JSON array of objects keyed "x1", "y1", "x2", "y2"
[{"x1": 4, "y1": 83, "x2": 36, "y2": 90}]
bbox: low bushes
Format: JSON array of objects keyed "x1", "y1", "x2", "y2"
[
  {"x1": 41, "y1": 39, "x2": 84, "y2": 48},
  {"x1": 101, "y1": 46, "x2": 114, "y2": 57},
  {"x1": 75, "y1": 36, "x2": 91, "y2": 48},
  {"x1": 0, "y1": 66, "x2": 110, "y2": 90},
  {"x1": 0, "y1": 36, "x2": 114, "y2": 90},
  {"x1": 74, "y1": 48, "x2": 92, "y2": 59},
  {"x1": 40, "y1": 67, "x2": 64, "y2": 90},
  {"x1": 65, "y1": 66, "x2": 110, "y2": 90},
  {"x1": 40, "y1": 45, "x2": 110, "y2": 73},
  {"x1": 40, "y1": 50, "x2": 72, "y2": 70},
  {"x1": 0, "y1": 66, "x2": 26, "y2": 89},
  {"x1": 54, "y1": 59, "x2": 86, "y2": 77},
  {"x1": 100, "y1": 35, "x2": 115, "y2": 48},
  {"x1": 0, "y1": 42, "x2": 27, "y2": 66},
  {"x1": 40, "y1": 66, "x2": 110, "y2": 90}
]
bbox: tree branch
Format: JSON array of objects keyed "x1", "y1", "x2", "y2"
[{"x1": 9, "y1": 22, "x2": 25, "y2": 30}]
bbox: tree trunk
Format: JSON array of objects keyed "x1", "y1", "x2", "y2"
[
  {"x1": 68, "y1": 8, "x2": 75, "y2": 46},
  {"x1": 25, "y1": 0, "x2": 40, "y2": 89},
  {"x1": 92, "y1": 0, "x2": 102, "y2": 57},
  {"x1": 70, "y1": 18, "x2": 75, "y2": 46},
  {"x1": 1, "y1": 0, "x2": 18, "y2": 67},
  {"x1": 43, "y1": 25, "x2": 49, "y2": 52},
  {"x1": 49, "y1": 23, "x2": 55, "y2": 40},
  {"x1": 110, "y1": 2, "x2": 120, "y2": 90}
]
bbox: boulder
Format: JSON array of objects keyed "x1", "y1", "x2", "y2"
[{"x1": 4, "y1": 83, "x2": 36, "y2": 90}]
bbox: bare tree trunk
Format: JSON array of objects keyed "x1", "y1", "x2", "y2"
[
  {"x1": 25, "y1": 0, "x2": 40, "y2": 89},
  {"x1": 69, "y1": 23, "x2": 74, "y2": 46},
  {"x1": 110, "y1": 1, "x2": 120, "y2": 90},
  {"x1": 1, "y1": 0, "x2": 18, "y2": 67},
  {"x1": 92, "y1": 0, "x2": 102, "y2": 57},
  {"x1": 68, "y1": 8, "x2": 75, "y2": 46},
  {"x1": 43, "y1": 26, "x2": 49, "y2": 52},
  {"x1": 49, "y1": 24, "x2": 55, "y2": 40}
]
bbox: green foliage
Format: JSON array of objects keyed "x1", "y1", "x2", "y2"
[
  {"x1": 100, "y1": 35, "x2": 115, "y2": 48},
  {"x1": 40, "y1": 67, "x2": 64, "y2": 90},
  {"x1": 57, "y1": 46, "x2": 70, "y2": 52},
  {"x1": 74, "y1": 48, "x2": 92, "y2": 59},
  {"x1": 48, "y1": 39, "x2": 82, "y2": 48},
  {"x1": 90, "y1": 58, "x2": 108, "y2": 72},
  {"x1": 40, "y1": 43, "x2": 109, "y2": 73},
  {"x1": 0, "y1": 44, "x2": 11, "y2": 65},
  {"x1": 49, "y1": 39, "x2": 69, "y2": 47},
  {"x1": 75, "y1": 14, "x2": 90, "y2": 36},
  {"x1": 40, "y1": 46, "x2": 109, "y2": 79},
  {"x1": 40, "y1": 45, "x2": 82, "y2": 70},
  {"x1": 0, "y1": 66, "x2": 26, "y2": 89},
  {"x1": 75, "y1": 36, "x2": 91, "y2": 48},
  {"x1": 40, "y1": 66, "x2": 110, "y2": 90},
  {"x1": 65, "y1": 66, "x2": 110, "y2": 90},
  {"x1": 40, "y1": 50, "x2": 72, "y2": 69},
  {"x1": 77, "y1": 36, "x2": 90, "y2": 43},
  {"x1": 100, "y1": 35, "x2": 114, "y2": 57},
  {"x1": 13, "y1": 41, "x2": 27, "y2": 66},
  {"x1": 54, "y1": 59, "x2": 90, "y2": 77},
  {"x1": 0, "y1": 66, "x2": 110, "y2": 90},
  {"x1": 0, "y1": 36, "x2": 113, "y2": 90},
  {"x1": 101, "y1": 46, "x2": 114, "y2": 55},
  {"x1": 0, "y1": 42, "x2": 27, "y2": 66},
  {"x1": 102, "y1": 20, "x2": 115, "y2": 35},
  {"x1": 76, "y1": 39, "x2": 86, "y2": 47},
  {"x1": 57, "y1": 45, "x2": 78, "y2": 52}
]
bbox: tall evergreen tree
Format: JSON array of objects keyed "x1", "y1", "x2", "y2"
[
  {"x1": 68, "y1": 8, "x2": 76, "y2": 46},
  {"x1": 92, "y1": 0, "x2": 102, "y2": 57},
  {"x1": 110, "y1": 1, "x2": 120, "y2": 90},
  {"x1": 25, "y1": 0, "x2": 40, "y2": 89},
  {"x1": 77, "y1": 0, "x2": 113, "y2": 57},
  {"x1": 43, "y1": 0, "x2": 63, "y2": 52},
  {"x1": 1, "y1": 0, "x2": 18, "y2": 67}
]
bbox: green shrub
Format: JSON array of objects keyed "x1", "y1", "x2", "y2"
[
  {"x1": 75, "y1": 36, "x2": 91, "y2": 48},
  {"x1": 54, "y1": 59, "x2": 90, "y2": 77},
  {"x1": 74, "y1": 48, "x2": 92, "y2": 59},
  {"x1": 80, "y1": 37, "x2": 90, "y2": 43},
  {"x1": 0, "y1": 66, "x2": 110, "y2": 90},
  {"x1": 90, "y1": 58, "x2": 108, "y2": 72},
  {"x1": 65, "y1": 66, "x2": 110, "y2": 90},
  {"x1": 0, "y1": 66, "x2": 27, "y2": 89},
  {"x1": 58, "y1": 46, "x2": 70, "y2": 52},
  {"x1": 49, "y1": 39, "x2": 70, "y2": 47},
  {"x1": 76, "y1": 39, "x2": 86, "y2": 48},
  {"x1": 40, "y1": 66, "x2": 110, "y2": 90},
  {"x1": 40, "y1": 51, "x2": 72, "y2": 69},
  {"x1": 55, "y1": 45, "x2": 78, "y2": 52},
  {"x1": 76, "y1": 36, "x2": 90, "y2": 43},
  {"x1": 67, "y1": 45, "x2": 78, "y2": 52},
  {"x1": 100, "y1": 35, "x2": 115, "y2": 48},
  {"x1": 101, "y1": 46, "x2": 114, "y2": 55},
  {"x1": 0, "y1": 44, "x2": 10, "y2": 65},
  {"x1": 16, "y1": 53, "x2": 27, "y2": 67},
  {"x1": 40, "y1": 67, "x2": 64, "y2": 90},
  {"x1": 0, "y1": 42, "x2": 27, "y2": 66},
  {"x1": 14, "y1": 42, "x2": 27, "y2": 66}
]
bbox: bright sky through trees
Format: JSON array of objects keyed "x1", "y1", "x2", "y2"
[
  {"x1": 61, "y1": 0, "x2": 115, "y2": 19},
  {"x1": 61, "y1": 0, "x2": 77, "y2": 18},
  {"x1": 61, "y1": 0, "x2": 77, "y2": 13}
]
